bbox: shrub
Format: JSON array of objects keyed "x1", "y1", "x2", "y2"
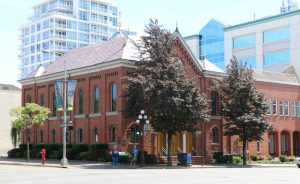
[
  {"x1": 265, "y1": 155, "x2": 273, "y2": 160},
  {"x1": 49, "y1": 151, "x2": 60, "y2": 159},
  {"x1": 213, "y1": 152, "x2": 225, "y2": 163},
  {"x1": 258, "y1": 156, "x2": 266, "y2": 161},
  {"x1": 7, "y1": 143, "x2": 109, "y2": 161},
  {"x1": 279, "y1": 155, "x2": 288, "y2": 162},
  {"x1": 250, "y1": 154, "x2": 258, "y2": 161},
  {"x1": 88, "y1": 144, "x2": 109, "y2": 161},
  {"x1": 7, "y1": 148, "x2": 20, "y2": 158},
  {"x1": 118, "y1": 155, "x2": 131, "y2": 163},
  {"x1": 212, "y1": 152, "x2": 238, "y2": 164},
  {"x1": 145, "y1": 154, "x2": 157, "y2": 165},
  {"x1": 232, "y1": 156, "x2": 242, "y2": 164},
  {"x1": 288, "y1": 156, "x2": 295, "y2": 162},
  {"x1": 77, "y1": 152, "x2": 89, "y2": 160}
]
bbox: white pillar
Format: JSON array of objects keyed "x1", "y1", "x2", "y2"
[
  {"x1": 166, "y1": 133, "x2": 168, "y2": 154},
  {"x1": 182, "y1": 131, "x2": 187, "y2": 153}
]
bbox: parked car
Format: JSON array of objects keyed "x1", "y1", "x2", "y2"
[{"x1": 296, "y1": 157, "x2": 300, "y2": 168}]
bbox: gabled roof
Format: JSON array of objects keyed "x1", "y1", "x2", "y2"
[{"x1": 22, "y1": 33, "x2": 138, "y2": 80}]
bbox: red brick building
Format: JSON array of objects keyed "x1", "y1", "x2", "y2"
[{"x1": 20, "y1": 31, "x2": 300, "y2": 160}]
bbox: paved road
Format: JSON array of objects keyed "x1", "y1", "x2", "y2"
[{"x1": 0, "y1": 165, "x2": 299, "y2": 184}]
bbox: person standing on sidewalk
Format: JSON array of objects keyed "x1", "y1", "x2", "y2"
[
  {"x1": 130, "y1": 145, "x2": 138, "y2": 168},
  {"x1": 112, "y1": 145, "x2": 119, "y2": 168}
]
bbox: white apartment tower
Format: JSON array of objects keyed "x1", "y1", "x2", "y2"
[{"x1": 20, "y1": 0, "x2": 131, "y2": 78}]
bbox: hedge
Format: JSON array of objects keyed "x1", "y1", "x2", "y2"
[
  {"x1": 212, "y1": 152, "x2": 242, "y2": 164},
  {"x1": 8, "y1": 144, "x2": 158, "y2": 165},
  {"x1": 8, "y1": 143, "x2": 108, "y2": 161}
]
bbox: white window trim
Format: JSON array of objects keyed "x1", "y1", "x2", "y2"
[
  {"x1": 279, "y1": 100, "x2": 284, "y2": 116},
  {"x1": 292, "y1": 101, "x2": 296, "y2": 117},
  {"x1": 284, "y1": 100, "x2": 289, "y2": 117},
  {"x1": 297, "y1": 101, "x2": 300, "y2": 117},
  {"x1": 272, "y1": 99, "x2": 277, "y2": 115},
  {"x1": 267, "y1": 99, "x2": 272, "y2": 115}
]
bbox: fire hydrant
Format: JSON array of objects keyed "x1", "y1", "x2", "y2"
[{"x1": 41, "y1": 149, "x2": 46, "y2": 166}]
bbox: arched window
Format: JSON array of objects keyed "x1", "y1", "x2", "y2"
[
  {"x1": 94, "y1": 128, "x2": 98, "y2": 143},
  {"x1": 52, "y1": 130, "x2": 56, "y2": 143},
  {"x1": 211, "y1": 91, "x2": 219, "y2": 116},
  {"x1": 93, "y1": 86, "x2": 99, "y2": 113},
  {"x1": 40, "y1": 130, "x2": 44, "y2": 144},
  {"x1": 26, "y1": 95, "x2": 31, "y2": 103},
  {"x1": 111, "y1": 83, "x2": 117, "y2": 112},
  {"x1": 111, "y1": 127, "x2": 116, "y2": 143},
  {"x1": 130, "y1": 128, "x2": 136, "y2": 143},
  {"x1": 78, "y1": 128, "x2": 83, "y2": 143},
  {"x1": 40, "y1": 94, "x2": 44, "y2": 106},
  {"x1": 212, "y1": 127, "x2": 219, "y2": 144},
  {"x1": 78, "y1": 89, "x2": 84, "y2": 114},
  {"x1": 52, "y1": 93, "x2": 57, "y2": 117}
]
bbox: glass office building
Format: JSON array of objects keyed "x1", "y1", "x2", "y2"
[
  {"x1": 200, "y1": 19, "x2": 225, "y2": 70},
  {"x1": 20, "y1": 0, "x2": 136, "y2": 79},
  {"x1": 224, "y1": 9, "x2": 300, "y2": 72}
]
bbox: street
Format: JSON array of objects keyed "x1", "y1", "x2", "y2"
[{"x1": 0, "y1": 165, "x2": 298, "y2": 184}]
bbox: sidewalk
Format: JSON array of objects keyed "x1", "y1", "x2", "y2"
[{"x1": 0, "y1": 157, "x2": 297, "y2": 169}]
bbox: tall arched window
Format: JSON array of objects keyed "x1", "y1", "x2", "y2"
[
  {"x1": 52, "y1": 130, "x2": 56, "y2": 143},
  {"x1": 211, "y1": 91, "x2": 219, "y2": 116},
  {"x1": 130, "y1": 128, "x2": 136, "y2": 143},
  {"x1": 52, "y1": 93, "x2": 57, "y2": 117},
  {"x1": 26, "y1": 95, "x2": 31, "y2": 103},
  {"x1": 212, "y1": 127, "x2": 219, "y2": 144},
  {"x1": 93, "y1": 86, "x2": 99, "y2": 113},
  {"x1": 40, "y1": 94, "x2": 44, "y2": 106},
  {"x1": 111, "y1": 83, "x2": 117, "y2": 112},
  {"x1": 93, "y1": 128, "x2": 98, "y2": 143},
  {"x1": 78, "y1": 128, "x2": 83, "y2": 143},
  {"x1": 40, "y1": 130, "x2": 44, "y2": 144},
  {"x1": 78, "y1": 89, "x2": 84, "y2": 114},
  {"x1": 111, "y1": 127, "x2": 116, "y2": 143}
]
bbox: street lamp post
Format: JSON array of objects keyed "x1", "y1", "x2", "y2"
[
  {"x1": 61, "y1": 60, "x2": 68, "y2": 168},
  {"x1": 136, "y1": 110, "x2": 150, "y2": 167}
]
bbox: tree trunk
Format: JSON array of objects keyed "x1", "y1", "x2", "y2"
[
  {"x1": 242, "y1": 139, "x2": 247, "y2": 166},
  {"x1": 26, "y1": 129, "x2": 30, "y2": 163},
  {"x1": 167, "y1": 132, "x2": 173, "y2": 166}
]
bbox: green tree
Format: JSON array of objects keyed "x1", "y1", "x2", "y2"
[
  {"x1": 10, "y1": 127, "x2": 21, "y2": 148},
  {"x1": 124, "y1": 19, "x2": 209, "y2": 166},
  {"x1": 10, "y1": 103, "x2": 50, "y2": 162},
  {"x1": 214, "y1": 57, "x2": 271, "y2": 165}
]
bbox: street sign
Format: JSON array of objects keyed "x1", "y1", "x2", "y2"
[{"x1": 144, "y1": 124, "x2": 150, "y2": 131}]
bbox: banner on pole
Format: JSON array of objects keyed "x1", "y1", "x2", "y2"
[
  {"x1": 67, "y1": 80, "x2": 77, "y2": 111},
  {"x1": 54, "y1": 81, "x2": 63, "y2": 111}
]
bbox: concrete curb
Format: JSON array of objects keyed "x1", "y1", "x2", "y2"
[
  {"x1": 0, "y1": 161, "x2": 64, "y2": 168},
  {"x1": 0, "y1": 161, "x2": 297, "y2": 169}
]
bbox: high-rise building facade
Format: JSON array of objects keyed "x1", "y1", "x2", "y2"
[
  {"x1": 20, "y1": 0, "x2": 135, "y2": 79},
  {"x1": 199, "y1": 19, "x2": 225, "y2": 70},
  {"x1": 224, "y1": 9, "x2": 300, "y2": 72},
  {"x1": 184, "y1": 19, "x2": 225, "y2": 70}
]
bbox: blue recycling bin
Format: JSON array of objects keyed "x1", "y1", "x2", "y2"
[{"x1": 177, "y1": 153, "x2": 192, "y2": 166}]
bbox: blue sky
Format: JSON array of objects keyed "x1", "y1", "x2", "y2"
[{"x1": 0, "y1": 0, "x2": 287, "y2": 87}]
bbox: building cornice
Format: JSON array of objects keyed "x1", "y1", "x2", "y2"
[
  {"x1": 20, "y1": 59, "x2": 136, "y2": 85},
  {"x1": 224, "y1": 9, "x2": 300, "y2": 31}
]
